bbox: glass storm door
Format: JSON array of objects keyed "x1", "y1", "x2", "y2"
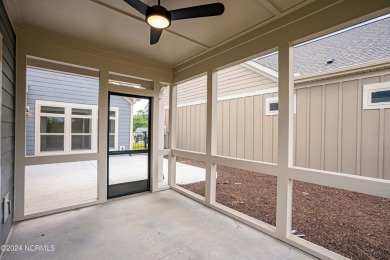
[{"x1": 107, "y1": 93, "x2": 151, "y2": 198}]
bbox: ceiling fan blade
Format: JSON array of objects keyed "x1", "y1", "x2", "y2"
[
  {"x1": 150, "y1": 27, "x2": 163, "y2": 45},
  {"x1": 170, "y1": 3, "x2": 224, "y2": 21},
  {"x1": 123, "y1": 0, "x2": 149, "y2": 15}
]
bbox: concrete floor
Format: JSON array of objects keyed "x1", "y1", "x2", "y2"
[
  {"x1": 3, "y1": 190, "x2": 315, "y2": 260},
  {"x1": 25, "y1": 156, "x2": 205, "y2": 215}
]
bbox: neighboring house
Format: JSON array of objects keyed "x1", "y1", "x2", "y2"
[
  {"x1": 164, "y1": 16, "x2": 390, "y2": 180},
  {"x1": 26, "y1": 67, "x2": 133, "y2": 156}
]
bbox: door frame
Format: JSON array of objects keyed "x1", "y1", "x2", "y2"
[{"x1": 107, "y1": 91, "x2": 152, "y2": 199}]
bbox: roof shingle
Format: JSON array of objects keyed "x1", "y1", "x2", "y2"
[{"x1": 254, "y1": 16, "x2": 390, "y2": 76}]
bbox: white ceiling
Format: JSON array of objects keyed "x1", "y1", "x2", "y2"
[{"x1": 4, "y1": 0, "x2": 316, "y2": 66}]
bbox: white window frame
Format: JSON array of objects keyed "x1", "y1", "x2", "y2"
[
  {"x1": 35, "y1": 100, "x2": 98, "y2": 155},
  {"x1": 109, "y1": 107, "x2": 119, "y2": 151},
  {"x1": 363, "y1": 82, "x2": 390, "y2": 110},
  {"x1": 265, "y1": 94, "x2": 296, "y2": 116}
]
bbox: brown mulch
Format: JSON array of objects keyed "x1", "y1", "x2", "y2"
[{"x1": 176, "y1": 157, "x2": 390, "y2": 260}]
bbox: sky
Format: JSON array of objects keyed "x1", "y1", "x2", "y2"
[{"x1": 133, "y1": 99, "x2": 149, "y2": 114}]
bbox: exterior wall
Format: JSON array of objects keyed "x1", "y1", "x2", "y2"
[
  {"x1": 164, "y1": 64, "x2": 278, "y2": 154},
  {"x1": 166, "y1": 64, "x2": 390, "y2": 180},
  {"x1": 0, "y1": 0, "x2": 16, "y2": 245},
  {"x1": 26, "y1": 68, "x2": 132, "y2": 155},
  {"x1": 294, "y1": 71, "x2": 390, "y2": 180},
  {"x1": 110, "y1": 95, "x2": 131, "y2": 150}
]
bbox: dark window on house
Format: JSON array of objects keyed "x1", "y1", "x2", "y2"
[
  {"x1": 371, "y1": 90, "x2": 390, "y2": 103},
  {"x1": 269, "y1": 102, "x2": 279, "y2": 111}
]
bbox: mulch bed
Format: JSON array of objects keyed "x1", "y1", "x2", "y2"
[{"x1": 176, "y1": 157, "x2": 390, "y2": 260}]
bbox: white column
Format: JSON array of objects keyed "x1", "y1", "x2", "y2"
[
  {"x1": 168, "y1": 84, "x2": 177, "y2": 186},
  {"x1": 158, "y1": 87, "x2": 166, "y2": 183},
  {"x1": 98, "y1": 70, "x2": 109, "y2": 202},
  {"x1": 205, "y1": 70, "x2": 218, "y2": 204},
  {"x1": 151, "y1": 80, "x2": 161, "y2": 192},
  {"x1": 276, "y1": 43, "x2": 294, "y2": 238}
]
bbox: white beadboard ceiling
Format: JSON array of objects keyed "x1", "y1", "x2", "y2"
[{"x1": 5, "y1": 0, "x2": 317, "y2": 66}]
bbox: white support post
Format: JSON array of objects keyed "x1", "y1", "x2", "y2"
[
  {"x1": 276, "y1": 43, "x2": 294, "y2": 238},
  {"x1": 97, "y1": 70, "x2": 109, "y2": 202},
  {"x1": 168, "y1": 84, "x2": 177, "y2": 186},
  {"x1": 14, "y1": 43, "x2": 27, "y2": 221},
  {"x1": 151, "y1": 80, "x2": 161, "y2": 192},
  {"x1": 205, "y1": 70, "x2": 217, "y2": 205},
  {"x1": 158, "y1": 87, "x2": 165, "y2": 183}
]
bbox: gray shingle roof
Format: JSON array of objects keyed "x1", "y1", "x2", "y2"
[{"x1": 254, "y1": 16, "x2": 390, "y2": 76}]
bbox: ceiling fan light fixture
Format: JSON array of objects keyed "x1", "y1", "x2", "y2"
[
  {"x1": 147, "y1": 15, "x2": 169, "y2": 28},
  {"x1": 146, "y1": 6, "x2": 171, "y2": 29}
]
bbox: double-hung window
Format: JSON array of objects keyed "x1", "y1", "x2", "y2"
[
  {"x1": 39, "y1": 105, "x2": 66, "y2": 152},
  {"x1": 36, "y1": 101, "x2": 98, "y2": 155},
  {"x1": 71, "y1": 108, "x2": 94, "y2": 150}
]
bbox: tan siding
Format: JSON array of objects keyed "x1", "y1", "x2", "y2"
[
  {"x1": 200, "y1": 103, "x2": 206, "y2": 153},
  {"x1": 195, "y1": 104, "x2": 201, "y2": 152},
  {"x1": 229, "y1": 99, "x2": 237, "y2": 157},
  {"x1": 361, "y1": 77, "x2": 381, "y2": 178},
  {"x1": 176, "y1": 108, "x2": 182, "y2": 149},
  {"x1": 262, "y1": 94, "x2": 273, "y2": 163},
  {"x1": 324, "y1": 83, "x2": 339, "y2": 172},
  {"x1": 182, "y1": 106, "x2": 187, "y2": 150},
  {"x1": 163, "y1": 87, "x2": 169, "y2": 108},
  {"x1": 384, "y1": 109, "x2": 390, "y2": 180},
  {"x1": 190, "y1": 105, "x2": 196, "y2": 151},
  {"x1": 169, "y1": 65, "x2": 278, "y2": 103},
  {"x1": 177, "y1": 75, "x2": 207, "y2": 105},
  {"x1": 253, "y1": 95, "x2": 263, "y2": 161},
  {"x1": 272, "y1": 93, "x2": 278, "y2": 163},
  {"x1": 244, "y1": 96, "x2": 254, "y2": 160},
  {"x1": 295, "y1": 88, "x2": 307, "y2": 167},
  {"x1": 384, "y1": 72, "x2": 390, "y2": 179},
  {"x1": 341, "y1": 80, "x2": 358, "y2": 174},
  {"x1": 217, "y1": 102, "x2": 223, "y2": 155},
  {"x1": 187, "y1": 106, "x2": 192, "y2": 150},
  {"x1": 309, "y1": 86, "x2": 322, "y2": 169},
  {"x1": 361, "y1": 109, "x2": 380, "y2": 178},
  {"x1": 236, "y1": 98, "x2": 245, "y2": 158},
  {"x1": 172, "y1": 66, "x2": 390, "y2": 180},
  {"x1": 222, "y1": 100, "x2": 230, "y2": 156}
]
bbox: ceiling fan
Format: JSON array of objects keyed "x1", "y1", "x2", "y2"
[{"x1": 123, "y1": 0, "x2": 225, "y2": 44}]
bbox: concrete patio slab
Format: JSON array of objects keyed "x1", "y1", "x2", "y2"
[
  {"x1": 4, "y1": 190, "x2": 316, "y2": 260},
  {"x1": 25, "y1": 156, "x2": 205, "y2": 215}
]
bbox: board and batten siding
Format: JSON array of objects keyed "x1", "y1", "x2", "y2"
[
  {"x1": 165, "y1": 63, "x2": 390, "y2": 180},
  {"x1": 164, "y1": 64, "x2": 278, "y2": 159},
  {"x1": 26, "y1": 68, "x2": 132, "y2": 155},
  {"x1": 0, "y1": 0, "x2": 16, "y2": 245},
  {"x1": 294, "y1": 71, "x2": 390, "y2": 180}
]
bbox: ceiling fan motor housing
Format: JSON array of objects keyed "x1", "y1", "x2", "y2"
[{"x1": 146, "y1": 5, "x2": 171, "y2": 28}]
